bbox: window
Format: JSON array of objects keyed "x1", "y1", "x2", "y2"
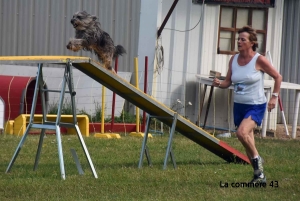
[{"x1": 218, "y1": 6, "x2": 268, "y2": 55}]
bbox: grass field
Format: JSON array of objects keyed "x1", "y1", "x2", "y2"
[{"x1": 0, "y1": 132, "x2": 299, "y2": 201}]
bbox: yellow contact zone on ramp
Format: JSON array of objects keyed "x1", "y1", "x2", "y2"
[{"x1": 0, "y1": 55, "x2": 89, "y2": 62}]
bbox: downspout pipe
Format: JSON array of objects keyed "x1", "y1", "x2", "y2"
[{"x1": 157, "y1": 0, "x2": 179, "y2": 39}]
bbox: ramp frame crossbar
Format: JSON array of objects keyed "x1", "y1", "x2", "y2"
[
  {"x1": 138, "y1": 113, "x2": 178, "y2": 170},
  {"x1": 5, "y1": 60, "x2": 97, "y2": 180}
]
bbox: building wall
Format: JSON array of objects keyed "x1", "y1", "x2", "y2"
[
  {"x1": 154, "y1": 0, "x2": 206, "y2": 123},
  {"x1": 0, "y1": 0, "x2": 141, "y2": 72},
  {"x1": 280, "y1": 0, "x2": 300, "y2": 124},
  {"x1": 155, "y1": 0, "x2": 284, "y2": 129}
]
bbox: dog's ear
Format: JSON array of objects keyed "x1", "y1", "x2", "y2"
[{"x1": 92, "y1": 15, "x2": 97, "y2": 21}]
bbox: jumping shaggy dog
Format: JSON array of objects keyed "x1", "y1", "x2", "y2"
[{"x1": 66, "y1": 11, "x2": 126, "y2": 72}]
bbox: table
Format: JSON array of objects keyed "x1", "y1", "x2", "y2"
[{"x1": 195, "y1": 75, "x2": 271, "y2": 137}]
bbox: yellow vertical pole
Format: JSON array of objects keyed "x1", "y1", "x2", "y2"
[
  {"x1": 94, "y1": 85, "x2": 112, "y2": 138},
  {"x1": 129, "y1": 57, "x2": 152, "y2": 138}
]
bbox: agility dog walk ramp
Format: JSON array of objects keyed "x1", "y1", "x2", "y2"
[{"x1": 0, "y1": 56, "x2": 250, "y2": 164}]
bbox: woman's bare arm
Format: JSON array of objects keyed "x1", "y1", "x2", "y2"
[{"x1": 212, "y1": 56, "x2": 233, "y2": 88}]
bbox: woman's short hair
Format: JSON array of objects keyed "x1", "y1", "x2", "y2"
[{"x1": 238, "y1": 26, "x2": 259, "y2": 51}]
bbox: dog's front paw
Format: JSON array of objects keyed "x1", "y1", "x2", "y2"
[
  {"x1": 66, "y1": 42, "x2": 72, "y2": 50},
  {"x1": 66, "y1": 41, "x2": 74, "y2": 50},
  {"x1": 66, "y1": 41, "x2": 80, "y2": 52}
]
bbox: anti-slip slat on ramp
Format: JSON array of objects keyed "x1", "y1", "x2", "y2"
[{"x1": 0, "y1": 56, "x2": 250, "y2": 164}]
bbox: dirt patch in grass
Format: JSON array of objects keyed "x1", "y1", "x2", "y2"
[{"x1": 270, "y1": 124, "x2": 300, "y2": 140}]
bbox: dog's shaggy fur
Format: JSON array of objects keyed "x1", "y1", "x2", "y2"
[{"x1": 66, "y1": 11, "x2": 126, "y2": 72}]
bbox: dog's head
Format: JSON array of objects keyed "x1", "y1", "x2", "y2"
[{"x1": 70, "y1": 11, "x2": 98, "y2": 30}]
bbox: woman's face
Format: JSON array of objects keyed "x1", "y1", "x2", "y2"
[{"x1": 237, "y1": 32, "x2": 253, "y2": 52}]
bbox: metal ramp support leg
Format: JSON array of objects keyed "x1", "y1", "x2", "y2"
[
  {"x1": 138, "y1": 113, "x2": 178, "y2": 169},
  {"x1": 138, "y1": 114, "x2": 153, "y2": 168},
  {"x1": 33, "y1": 64, "x2": 48, "y2": 171},
  {"x1": 67, "y1": 63, "x2": 97, "y2": 178},
  {"x1": 6, "y1": 63, "x2": 44, "y2": 174},
  {"x1": 6, "y1": 61, "x2": 98, "y2": 180},
  {"x1": 163, "y1": 113, "x2": 178, "y2": 170}
]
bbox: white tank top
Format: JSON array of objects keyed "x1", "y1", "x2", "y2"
[{"x1": 231, "y1": 53, "x2": 267, "y2": 104}]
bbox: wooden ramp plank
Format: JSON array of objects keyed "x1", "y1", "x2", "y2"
[{"x1": 72, "y1": 60, "x2": 250, "y2": 164}]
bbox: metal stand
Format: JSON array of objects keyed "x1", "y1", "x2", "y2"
[
  {"x1": 6, "y1": 60, "x2": 98, "y2": 180},
  {"x1": 199, "y1": 84, "x2": 214, "y2": 129},
  {"x1": 138, "y1": 113, "x2": 178, "y2": 170}
]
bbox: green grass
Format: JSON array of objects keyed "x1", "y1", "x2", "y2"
[{"x1": 0, "y1": 133, "x2": 299, "y2": 201}]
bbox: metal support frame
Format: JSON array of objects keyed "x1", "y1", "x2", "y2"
[
  {"x1": 6, "y1": 61, "x2": 98, "y2": 180},
  {"x1": 138, "y1": 113, "x2": 178, "y2": 170}
]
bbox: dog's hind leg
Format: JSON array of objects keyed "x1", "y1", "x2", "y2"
[{"x1": 103, "y1": 52, "x2": 116, "y2": 74}]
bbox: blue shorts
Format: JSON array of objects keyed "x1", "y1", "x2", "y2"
[{"x1": 233, "y1": 102, "x2": 267, "y2": 127}]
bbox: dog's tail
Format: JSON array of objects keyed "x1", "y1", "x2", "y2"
[{"x1": 114, "y1": 45, "x2": 126, "y2": 58}]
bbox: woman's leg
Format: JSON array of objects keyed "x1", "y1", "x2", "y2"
[
  {"x1": 236, "y1": 116, "x2": 258, "y2": 158},
  {"x1": 236, "y1": 116, "x2": 265, "y2": 183}
]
